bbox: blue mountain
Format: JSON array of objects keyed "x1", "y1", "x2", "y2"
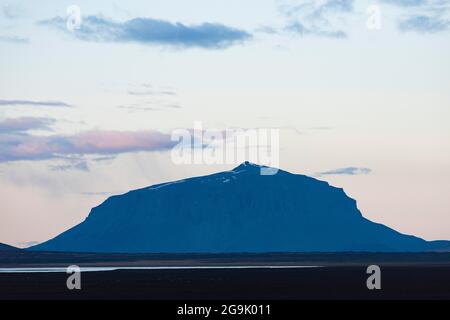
[
  {"x1": 32, "y1": 162, "x2": 449, "y2": 253},
  {"x1": 0, "y1": 243, "x2": 20, "y2": 251}
]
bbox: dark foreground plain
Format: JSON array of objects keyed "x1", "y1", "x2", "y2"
[
  {"x1": 1, "y1": 251, "x2": 450, "y2": 300},
  {"x1": 1, "y1": 266, "x2": 450, "y2": 300}
]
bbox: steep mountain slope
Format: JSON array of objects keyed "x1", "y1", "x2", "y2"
[{"x1": 32, "y1": 162, "x2": 449, "y2": 253}]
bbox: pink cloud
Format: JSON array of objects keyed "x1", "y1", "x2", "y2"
[{"x1": 0, "y1": 130, "x2": 176, "y2": 162}]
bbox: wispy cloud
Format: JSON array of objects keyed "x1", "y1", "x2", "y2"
[
  {"x1": 380, "y1": 0, "x2": 426, "y2": 7},
  {"x1": 0, "y1": 130, "x2": 176, "y2": 162},
  {"x1": 0, "y1": 35, "x2": 29, "y2": 44},
  {"x1": 128, "y1": 89, "x2": 176, "y2": 96},
  {"x1": 285, "y1": 22, "x2": 347, "y2": 38},
  {"x1": 118, "y1": 103, "x2": 182, "y2": 113},
  {"x1": 2, "y1": 4, "x2": 23, "y2": 19},
  {"x1": 255, "y1": 26, "x2": 279, "y2": 34},
  {"x1": 49, "y1": 161, "x2": 89, "y2": 172},
  {"x1": 280, "y1": 0, "x2": 354, "y2": 38},
  {"x1": 39, "y1": 15, "x2": 251, "y2": 49},
  {"x1": 399, "y1": 14, "x2": 450, "y2": 32},
  {"x1": 0, "y1": 117, "x2": 55, "y2": 133},
  {"x1": 117, "y1": 104, "x2": 159, "y2": 112},
  {"x1": 382, "y1": 0, "x2": 450, "y2": 33},
  {"x1": 121, "y1": 84, "x2": 181, "y2": 112},
  {"x1": 317, "y1": 167, "x2": 372, "y2": 176},
  {"x1": 0, "y1": 99, "x2": 72, "y2": 107}
]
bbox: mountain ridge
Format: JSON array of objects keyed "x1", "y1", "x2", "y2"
[{"x1": 31, "y1": 162, "x2": 450, "y2": 253}]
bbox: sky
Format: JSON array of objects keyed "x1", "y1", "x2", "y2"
[{"x1": 0, "y1": 0, "x2": 449, "y2": 248}]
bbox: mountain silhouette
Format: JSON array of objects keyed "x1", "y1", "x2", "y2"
[
  {"x1": 0, "y1": 243, "x2": 20, "y2": 251},
  {"x1": 32, "y1": 162, "x2": 449, "y2": 253}
]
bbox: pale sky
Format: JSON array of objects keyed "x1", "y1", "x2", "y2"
[{"x1": 1, "y1": 0, "x2": 450, "y2": 247}]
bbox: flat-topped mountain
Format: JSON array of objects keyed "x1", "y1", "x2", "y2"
[{"x1": 32, "y1": 162, "x2": 449, "y2": 253}]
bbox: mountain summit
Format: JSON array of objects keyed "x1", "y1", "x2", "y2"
[{"x1": 32, "y1": 162, "x2": 449, "y2": 253}]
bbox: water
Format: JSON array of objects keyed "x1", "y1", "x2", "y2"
[{"x1": 0, "y1": 265, "x2": 320, "y2": 273}]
